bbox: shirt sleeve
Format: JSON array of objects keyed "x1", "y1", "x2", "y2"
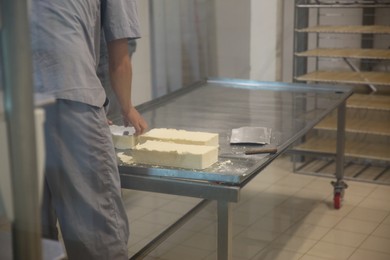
[{"x1": 101, "y1": 0, "x2": 141, "y2": 42}]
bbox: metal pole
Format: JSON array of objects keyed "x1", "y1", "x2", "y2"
[
  {"x1": 275, "y1": 0, "x2": 284, "y2": 82},
  {"x1": 293, "y1": 0, "x2": 308, "y2": 82},
  {"x1": 335, "y1": 101, "x2": 346, "y2": 181},
  {"x1": 1, "y1": 0, "x2": 42, "y2": 259}
]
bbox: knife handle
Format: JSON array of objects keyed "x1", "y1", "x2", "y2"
[{"x1": 244, "y1": 147, "x2": 277, "y2": 155}]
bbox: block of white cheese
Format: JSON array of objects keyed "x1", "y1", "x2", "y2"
[
  {"x1": 138, "y1": 128, "x2": 219, "y2": 146},
  {"x1": 110, "y1": 125, "x2": 137, "y2": 149},
  {"x1": 132, "y1": 140, "x2": 218, "y2": 170}
]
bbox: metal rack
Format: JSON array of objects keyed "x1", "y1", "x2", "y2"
[{"x1": 291, "y1": 0, "x2": 390, "y2": 185}]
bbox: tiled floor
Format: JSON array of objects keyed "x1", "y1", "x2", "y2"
[
  {"x1": 124, "y1": 155, "x2": 390, "y2": 260},
  {"x1": 1, "y1": 155, "x2": 389, "y2": 259}
]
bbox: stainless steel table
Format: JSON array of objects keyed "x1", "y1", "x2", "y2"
[{"x1": 118, "y1": 78, "x2": 353, "y2": 260}]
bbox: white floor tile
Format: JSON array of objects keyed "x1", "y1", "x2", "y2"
[
  {"x1": 263, "y1": 184, "x2": 302, "y2": 196},
  {"x1": 254, "y1": 172, "x2": 288, "y2": 185},
  {"x1": 334, "y1": 218, "x2": 379, "y2": 235},
  {"x1": 345, "y1": 181, "x2": 377, "y2": 198},
  {"x1": 320, "y1": 229, "x2": 367, "y2": 248},
  {"x1": 372, "y1": 223, "x2": 390, "y2": 239},
  {"x1": 237, "y1": 192, "x2": 288, "y2": 210},
  {"x1": 279, "y1": 196, "x2": 320, "y2": 211},
  {"x1": 235, "y1": 196, "x2": 278, "y2": 214},
  {"x1": 253, "y1": 246, "x2": 303, "y2": 260},
  {"x1": 367, "y1": 186, "x2": 390, "y2": 201},
  {"x1": 299, "y1": 254, "x2": 329, "y2": 260},
  {"x1": 306, "y1": 201, "x2": 354, "y2": 217},
  {"x1": 294, "y1": 188, "x2": 330, "y2": 202},
  {"x1": 233, "y1": 210, "x2": 266, "y2": 226},
  {"x1": 346, "y1": 206, "x2": 389, "y2": 223},
  {"x1": 160, "y1": 200, "x2": 201, "y2": 214},
  {"x1": 174, "y1": 196, "x2": 202, "y2": 204},
  {"x1": 236, "y1": 226, "x2": 281, "y2": 243},
  {"x1": 360, "y1": 235, "x2": 390, "y2": 254},
  {"x1": 263, "y1": 205, "x2": 309, "y2": 223},
  {"x1": 128, "y1": 237, "x2": 155, "y2": 257},
  {"x1": 180, "y1": 217, "x2": 215, "y2": 233},
  {"x1": 251, "y1": 216, "x2": 297, "y2": 234},
  {"x1": 285, "y1": 222, "x2": 330, "y2": 240},
  {"x1": 358, "y1": 197, "x2": 390, "y2": 211},
  {"x1": 126, "y1": 205, "x2": 154, "y2": 221},
  {"x1": 160, "y1": 244, "x2": 212, "y2": 260},
  {"x1": 232, "y1": 235, "x2": 268, "y2": 259},
  {"x1": 130, "y1": 195, "x2": 171, "y2": 209},
  {"x1": 141, "y1": 210, "x2": 183, "y2": 226},
  {"x1": 274, "y1": 174, "x2": 315, "y2": 189},
  {"x1": 244, "y1": 179, "x2": 273, "y2": 193},
  {"x1": 300, "y1": 211, "x2": 344, "y2": 228},
  {"x1": 341, "y1": 193, "x2": 367, "y2": 207},
  {"x1": 348, "y1": 249, "x2": 390, "y2": 260},
  {"x1": 305, "y1": 241, "x2": 355, "y2": 259},
  {"x1": 197, "y1": 222, "x2": 246, "y2": 237},
  {"x1": 383, "y1": 214, "x2": 390, "y2": 225},
  {"x1": 304, "y1": 178, "x2": 335, "y2": 193},
  {"x1": 181, "y1": 232, "x2": 216, "y2": 251},
  {"x1": 130, "y1": 221, "x2": 167, "y2": 239},
  {"x1": 141, "y1": 256, "x2": 167, "y2": 260},
  {"x1": 271, "y1": 234, "x2": 318, "y2": 254}
]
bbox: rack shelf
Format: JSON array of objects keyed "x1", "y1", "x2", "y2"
[
  {"x1": 296, "y1": 25, "x2": 390, "y2": 34},
  {"x1": 297, "y1": 0, "x2": 390, "y2": 8},
  {"x1": 297, "y1": 4, "x2": 390, "y2": 8},
  {"x1": 293, "y1": 137, "x2": 390, "y2": 162},
  {"x1": 296, "y1": 48, "x2": 390, "y2": 59},
  {"x1": 347, "y1": 93, "x2": 390, "y2": 110},
  {"x1": 296, "y1": 71, "x2": 390, "y2": 86},
  {"x1": 315, "y1": 113, "x2": 390, "y2": 135}
]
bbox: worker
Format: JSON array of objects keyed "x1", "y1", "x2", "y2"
[{"x1": 30, "y1": 0, "x2": 147, "y2": 259}]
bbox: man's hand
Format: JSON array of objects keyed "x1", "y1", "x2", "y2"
[
  {"x1": 123, "y1": 106, "x2": 148, "y2": 135},
  {"x1": 107, "y1": 39, "x2": 148, "y2": 135}
]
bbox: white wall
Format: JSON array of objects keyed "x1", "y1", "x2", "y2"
[
  {"x1": 132, "y1": 0, "x2": 152, "y2": 106},
  {"x1": 132, "y1": 0, "x2": 284, "y2": 105},
  {"x1": 214, "y1": 0, "x2": 251, "y2": 79},
  {"x1": 250, "y1": 1, "x2": 279, "y2": 81},
  {"x1": 213, "y1": 0, "x2": 281, "y2": 81}
]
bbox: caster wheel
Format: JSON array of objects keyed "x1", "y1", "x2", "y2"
[{"x1": 334, "y1": 192, "x2": 341, "y2": 209}]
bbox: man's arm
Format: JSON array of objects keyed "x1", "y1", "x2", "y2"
[{"x1": 107, "y1": 38, "x2": 148, "y2": 135}]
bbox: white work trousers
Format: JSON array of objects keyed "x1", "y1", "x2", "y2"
[{"x1": 41, "y1": 99, "x2": 129, "y2": 260}]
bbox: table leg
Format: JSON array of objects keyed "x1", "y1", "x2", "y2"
[{"x1": 217, "y1": 200, "x2": 232, "y2": 260}]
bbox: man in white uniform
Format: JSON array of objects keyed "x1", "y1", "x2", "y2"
[{"x1": 30, "y1": 0, "x2": 147, "y2": 259}]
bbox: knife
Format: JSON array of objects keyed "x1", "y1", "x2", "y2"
[
  {"x1": 219, "y1": 146, "x2": 277, "y2": 159},
  {"x1": 244, "y1": 147, "x2": 277, "y2": 155}
]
